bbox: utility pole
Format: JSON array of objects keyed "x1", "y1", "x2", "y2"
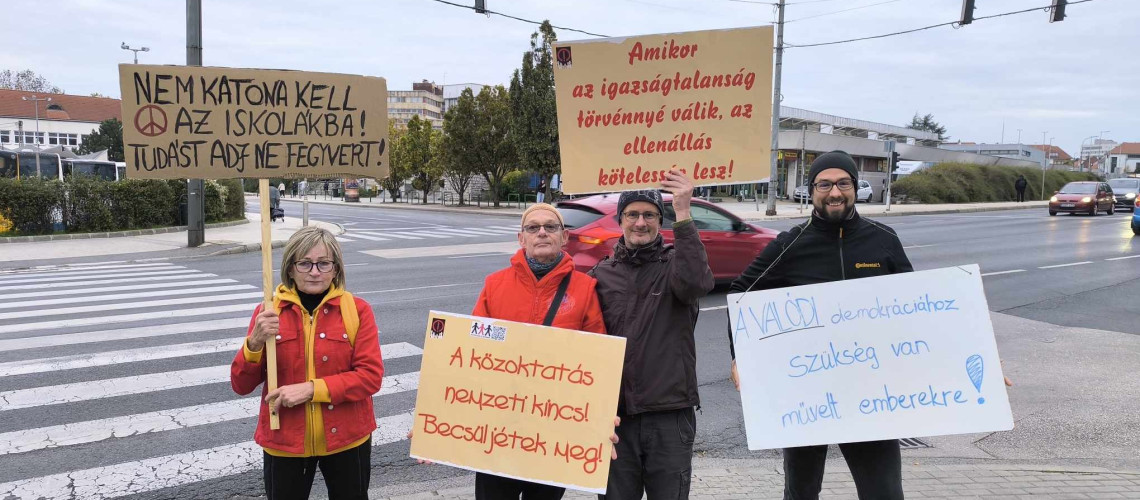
[
  {"x1": 121, "y1": 42, "x2": 150, "y2": 64},
  {"x1": 1041, "y1": 131, "x2": 1048, "y2": 200},
  {"x1": 766, "y1": 0, "x2": 785, "y2": 216},
  {"x1": 186, "y1": 0, "x2": 205, "y2": 247},
  {"x1": 22, "y1": 95, "x2": 51, "y2": 178}
]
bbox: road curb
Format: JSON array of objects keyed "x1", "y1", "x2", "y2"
[
  {"x1": 203, "y1": 220, "x2": 344, "y2": 257},
  {"x1": 0, "y1": 219, "x2": 249, "y2": 244},
  {"x1": 743, "y1": 203, "x2": 1051, "y2": 222}
]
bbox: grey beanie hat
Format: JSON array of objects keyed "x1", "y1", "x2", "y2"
[{"x1": 616, "y1": 189, "x2": 665, "y2": 220}]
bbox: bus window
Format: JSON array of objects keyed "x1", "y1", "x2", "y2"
[
  {"x1": 64, "y1": 160, "x2": 118, "y2": 181},
  {"x1": 17, "y1": 153, "x2": 62, "y2": 180},
  {"x1": 0, "y1": 152, "x2": 16, "y2": 178}
]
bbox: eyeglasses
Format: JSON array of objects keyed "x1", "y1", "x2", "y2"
[
  {"x1": 812, "y1": 179, "x2": 855, "y2": 192},
  {"x1": 622, "y1": 211, "x2": 661, "y2": 223},
  {"x1": 522, "y1": 223, "x2": 564, "y2": 234},
  {"x1": 294, "y1": 260, "x2": 336, "y2": 273}
]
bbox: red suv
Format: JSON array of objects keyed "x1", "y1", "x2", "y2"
[{"x1": 556, "y1": 194, "x2": 779, "y2": 283}]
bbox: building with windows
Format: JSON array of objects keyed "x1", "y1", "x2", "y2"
[
  {"x1": 387, "y1": 80, "x2": 444, "y2": 130},
  {"x1": 1028, "y1": 144, "x2": 1075, "y2": 169},
  {"x1": 1106, "y1": 143, "x2": 1140, "y2": 176},
  {"x1": 0, "y1": 89, "x2": 120, "y2": 151},
  {"x1": 442, "y1": 83, "x2": 488, "y2": 114},
  {"x1": 939, "y1": 142, "x2": 1047, "y2": 168},
  {"x1": 1080, "y1": 138, "x2": 1119, "y2": 173}
]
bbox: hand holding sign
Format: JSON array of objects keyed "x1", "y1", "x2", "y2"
[{"x1": 661, "y1": 169, "x2": 694, "y2": 221}]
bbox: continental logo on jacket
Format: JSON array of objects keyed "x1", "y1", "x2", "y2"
[{"x1": 855, "y1": 262, "x2": 881, "y2": 269}]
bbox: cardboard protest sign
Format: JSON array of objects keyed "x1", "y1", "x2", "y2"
[
  {"x1": 552, "y1": 27, "x2": 774, "y2": 194},
  {"x1": 727, "y1": 265, "x2": 1013, "y2": 450},
  {"x1": 118, "y1": 64, "x2": 388, "y2": 180},
  {"x1": 410, "y1": 311, "x2": 626, "y2": 493}
]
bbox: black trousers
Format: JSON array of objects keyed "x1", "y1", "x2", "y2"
[
  {"x1": 263, "y1": 439, "x2": 371, "y2": 500},
  {"x1": 1016, "y1": 189, "x2": 1026, "y2": 202},
  {"x1": 475, "y1": 472, "x2": 565, "y2": 500},
  {"x1": 782, "y1": 439, "x2": 903, "y2": 500},
  {"x1": 600, "y1": 407, "x2": 696, "y2": 500}
]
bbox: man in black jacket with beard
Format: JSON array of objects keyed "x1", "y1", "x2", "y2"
[{"x1": 728, "y1": 150, "x2": 912, "y2": 500}]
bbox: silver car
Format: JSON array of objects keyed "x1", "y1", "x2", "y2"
[
  {"x1": 857, "y1": 180, "x2": 874, "y2": 203},
  {"x1": 792, "y1": 184, "x2": 810, "y2": 202},
  {"x1": 1108, "y1": 178, "x2": 1139, "y2": 211}
]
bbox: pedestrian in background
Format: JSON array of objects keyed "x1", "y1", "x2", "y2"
[
  {"x1": 1015, "y1": 174, "x2": 1028, "y2": 202},
  {"x1": 231, "y1": 226, "x2": 384, "y2": 500},
  {"x1": 536, "y1": 178, "x2": 547, "y2": 204}
]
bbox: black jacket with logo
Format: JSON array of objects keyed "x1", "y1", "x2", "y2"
[
  {"x1": 590, "y1": 220, "x2": 715, "y2": 416},
  {"x1": 726, "y1": 210, "x2": 913, "y2": 358}
]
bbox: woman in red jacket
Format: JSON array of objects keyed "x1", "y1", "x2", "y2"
[
  {"x1": 231, "y1": 226, "x2": 383, "y2": 500},
  {"x1": 471, "y1": 203, "x2": 607, "y2": 499}
]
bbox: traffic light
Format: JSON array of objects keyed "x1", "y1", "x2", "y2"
[
  {"x1": 891, "y1": 152, "x2": 901, "y2": 171},
  {"x1": 475, "y1": 0, "x2": 486, "y2": 14},
  {"x1": 960, "y1": 0, "x2": 975, "y2": 25},
  {"x1": 1050, "y1": 0, "x2": 1067, "y2": 22}
]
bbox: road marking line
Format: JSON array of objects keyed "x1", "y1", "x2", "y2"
[
  {"x1": 396, "y1": 231, "x2": 455, "y2": 239},
  {"x1": 1038, "y1": 261, "x2": 1093, "y2": 269},
  {"x1": 0, "y1": 412, "x2": 414, "y2": 499},
  {"x1": 344, "y1": 232, "x2": 389, "y2": 241},
  {"x1": 902, "y1": 244, "x2": 936, "y2": 249},
  {"x1": 360, "y1": 241, "x2": 518, "y2": 260},
  {"x1": 0, "y1": 263, "x2": 177, "y2": 279},
  {"x1": 373, "y1": 232, "x2": 424, "y2": 240},
  {"x1": 463, "y1": 227, "x2": 519, "y2": 235},
  {"x1": 440, "y1": 228, "x2": 509, "y2": 236},
  {"x1": 0, "y1": 317, "x2": 250, "y2": 352},
  {"x1": 0, "y1": 272, "x2": 215, "y2": 292},
  {"x1": 0, "y1": 278, "x2": 237, "y2": 301},
  {"x1": 490, "y1": 225, "x2": 522, "y2": 231},
  {"x1": 1105, "y1": 255, "x2": 1140, "y2": 261},
  {"x1": 0, "y1": 284, "x2": 257, "y2": 310},
  {"x1": 699, "y1": 305, "x2": 728, "y2": 311},
  {"x1": 980, "y1": 269, "x2": 1026, "y2": 277},
  {"x1": 422, "y1": 229, "x2": 482, "y2": 238},
  {"x1": 356, "y1": 282, "x2": 482, "y2": 294},
  {"x1": 448, "y1": 253, "x2": 511, "y2": 259},
  {"x1": 0, "y1": 338, "x2": 244, "y2": 376},
  {"x1": 335, "y1": 236, "x2": 356, "y2": 243},
  {"x1": 0, "y1": 372, "x2": 420, "y2": 456},
  {"x1": 0, "y1": 268, "x2": 194, "y2": 286},
  {"x1": 0, "y1": 344, "x2": 421, "y2": 410},
  {"x1": 0, "y1": 292, "x2": 263, "y2": 321},
  {"x1": 0, "y1": 304, "x2": 255, "y2": 335}
]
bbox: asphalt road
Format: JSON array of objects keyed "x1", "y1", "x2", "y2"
[{"x1": 2, "y1": 203, "x2": 1138, "y2": 499}]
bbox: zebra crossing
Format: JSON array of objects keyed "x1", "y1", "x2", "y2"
[
  {"x1": 0, "y1": 261, "x2": 422, "y2": 499},
  {"x1": 336, "y1": 224, "x2": 521, "y2": 243}
]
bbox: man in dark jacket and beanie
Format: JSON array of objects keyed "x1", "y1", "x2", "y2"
[
  {"x1": 590, "y1": 169, "x2": 715, "y2": 500},
  {"x1": 728, "y1": 150, "x2": 912, "y2": 500},
  {"x1": 1015, "y1": 174, "x2": 1028, "y2": 202}
]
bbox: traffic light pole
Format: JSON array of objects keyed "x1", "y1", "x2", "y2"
[
  {"x1": 765, "y1": 0, "x2": 785, "y2": 217},
  {"x1": 186, "y1": 0, "x2": 205, "y2": 247},
  {"x1": 885, "y1": 141, "x2": 895, "y2": 212}
]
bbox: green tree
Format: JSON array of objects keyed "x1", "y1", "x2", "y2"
[
  {"x1": 907, "y1": 113, "x2": 948, "y2": 141},
  {"x1": 477, "y1": 86, "x2": 517, "y2": 207},
  {"x1": 77, "y1": 118, "x2": 125, "y2": 161},
  {"x1": 509, "y1": 21, "x2": 560, "y2": 199},
  {"x1": 381, "y1": 118, "x2": 409, "y2": 202},
  {"x1": 0, "y1": 69, "x2": 63, "y2": 93},
  {"x1": 441, "y1": 88, "x2": 483, "y2": 205},
  {"x1": 402, "y1": 115, "x2": 443, "y2": 204}
]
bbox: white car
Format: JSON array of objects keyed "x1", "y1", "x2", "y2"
[
  {"x1": 857, "y1": 180, "x2": 873, "y2": 203},
  {"x1": 792, "y1": 184, "x2": 810, "y2": 202}
]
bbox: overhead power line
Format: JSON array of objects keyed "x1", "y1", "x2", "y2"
[
  {"x1": 786, "y1": 0, "x2": 1095, "y2": 48},
  {"x1": 426, "y1": 0, "x2": 611, "y2": 37},
  {"x1": 784, "y1": 0, "x2": 902, "y2": 24}
]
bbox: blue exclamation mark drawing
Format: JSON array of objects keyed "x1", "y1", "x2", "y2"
[{"x1": 966, "y1": 354, "x2": 985, "y2": 404}]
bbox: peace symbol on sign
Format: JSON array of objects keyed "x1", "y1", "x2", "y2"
[{"x1": 134, "y1": 105, "x2": 168, "y2": 137}]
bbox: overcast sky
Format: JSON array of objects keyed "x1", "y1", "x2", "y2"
[{"x1": 9, "y1": 0, "x2": 1136, "y2": 156}]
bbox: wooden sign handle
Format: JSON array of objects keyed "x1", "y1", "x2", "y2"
[{"x1": 259, "y1": 179, "x2": 281, "y2": 430}]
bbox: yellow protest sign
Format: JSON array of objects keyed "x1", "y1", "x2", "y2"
[
  {"x1": 552, "y1": 27, "x2": 774, "y2": 194},
  {"x1": 410, "y1": 311, "x2": 626, "y2": 493},
  {"x1": 118, "y1": 64, "x2": 389, "y2": 180}
]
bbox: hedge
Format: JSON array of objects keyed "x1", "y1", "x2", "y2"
[
  {"x1": 0, "y1": 177, "x2": 245, "y2": 236},
  {"x1": 891, "y1": 163, "x2": 1101, "y2": 204}
]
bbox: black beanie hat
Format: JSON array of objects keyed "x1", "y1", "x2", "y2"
[
  {"x1": 616, "y1": 189, "x2": 665, "y2": 220},
  {"x1": 808, "y1": 150, "x2": 859, "y2": 186}
]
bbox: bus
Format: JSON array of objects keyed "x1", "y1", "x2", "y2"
[
  {"x1": 0, "y1": 150, "x2": 64, "y2": 180},
  {"x1": 63, "y1": 158, "x2": 119, "y2": 181}
]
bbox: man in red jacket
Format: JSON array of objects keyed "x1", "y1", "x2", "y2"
[{"x1": 471, "y1": 202, "x2": 607, "y2": 499}]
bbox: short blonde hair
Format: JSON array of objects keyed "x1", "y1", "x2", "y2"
[{"x1": 280, "y1": 226, "x2": 345, "y2": 290}]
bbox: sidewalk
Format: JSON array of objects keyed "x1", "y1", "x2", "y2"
[
  {"x1": 279, "y1": 193, "x2": 1048, "y2": 222},
  {"x1": 0, "y1": 212, "x2": 341, "y2": 265},
  {"x1": 362, "y1": 459, "x2": 1140, "y2": 499}
]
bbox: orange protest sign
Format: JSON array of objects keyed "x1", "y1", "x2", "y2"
[
  {"x1": 118, "y1": 64, "x2": 389, "y2": 180},
  {"x1": 410, "y1": 311, "x2": 626, "y2": 494},
  {"x1": 553, "y1": 27, "x2": 774, "y2": 194}
]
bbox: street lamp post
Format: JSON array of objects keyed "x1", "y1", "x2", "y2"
[
  {"x1": 1041, "y1": 131, "x2": 1048, "y2": 200},
  {"x1": 1080, "y1": 135, "x2": 1098, "y2": 172},
  {"x1": 121, "y1": 42, "x2": 150, "y2": 64},
  {"x1": 21, "y1": 95, "x2": 51, "y2": 178},
  {"x1": 1098, "y1": 130, "x2": 1112, "y2": 175}
]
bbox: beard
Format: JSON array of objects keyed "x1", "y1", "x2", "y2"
[{"x1": 814, "y1": 195, "x2": 854, "y2": 223}]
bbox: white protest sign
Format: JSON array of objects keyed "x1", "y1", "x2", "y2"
[{"x1": 727, "y1": 264, "x2": 1013, "y2": 450}]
